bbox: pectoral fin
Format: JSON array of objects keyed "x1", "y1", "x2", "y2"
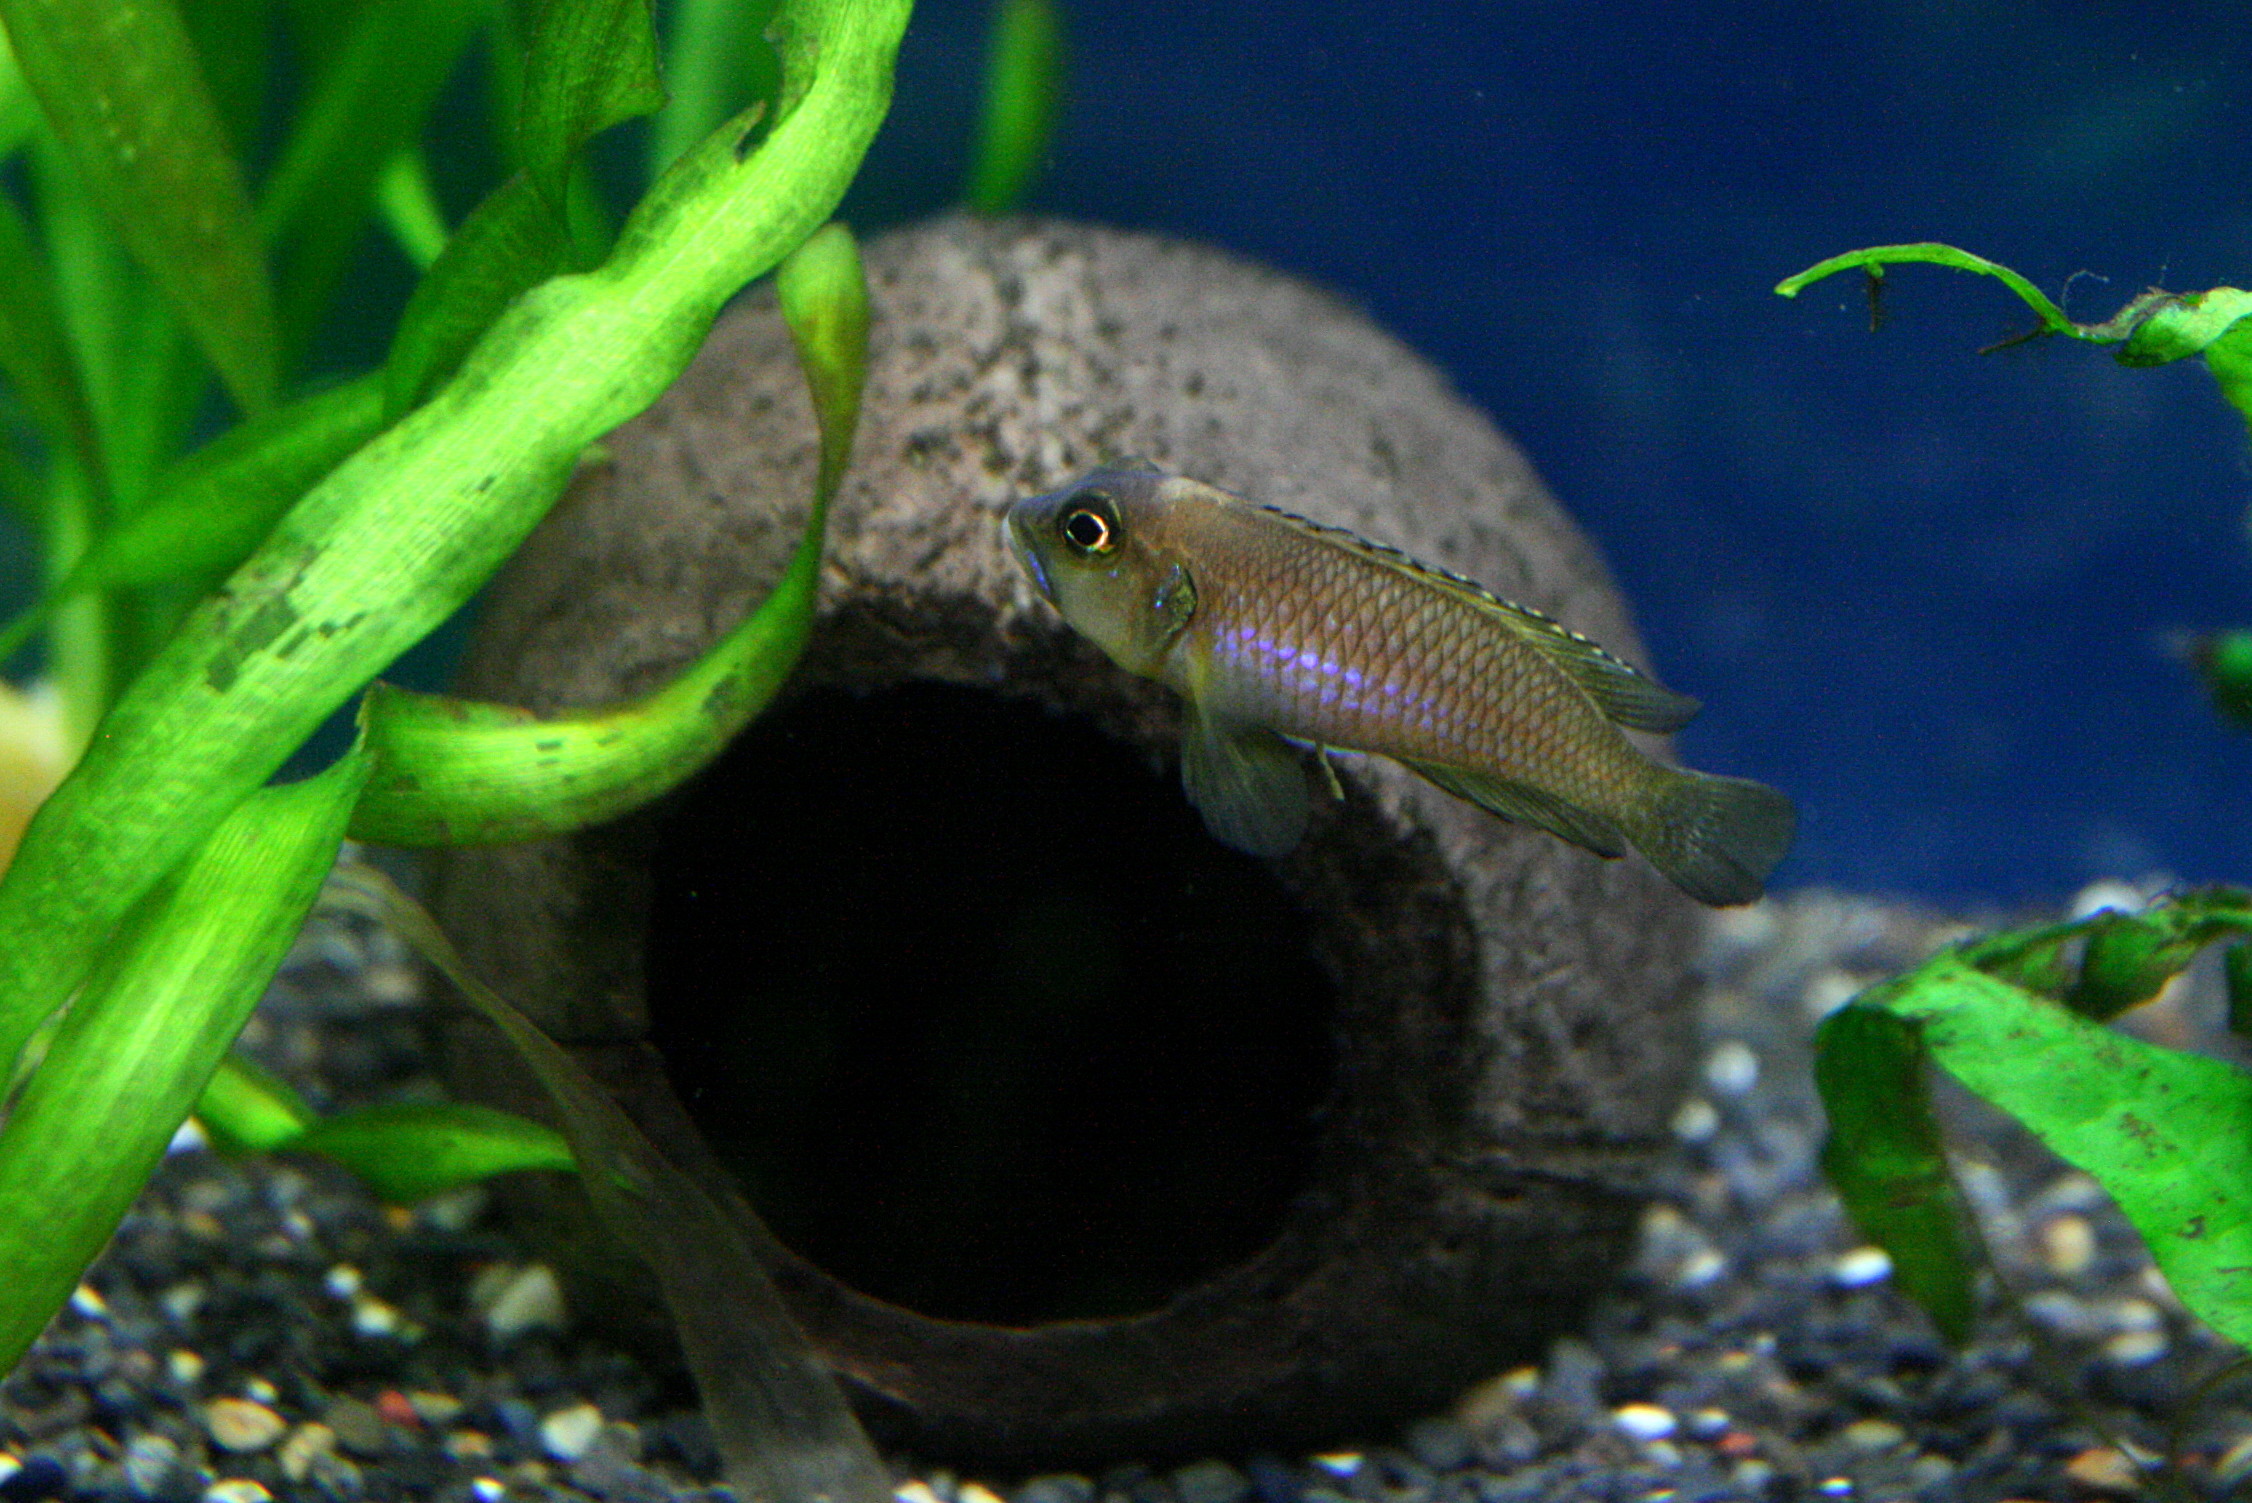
[
  {"x1": 1404, "y1": 759, "x2": 1628, "y2": 859},
  {"x1": 1181, "y1": 710, "x2": 1310, "y2": 857}
]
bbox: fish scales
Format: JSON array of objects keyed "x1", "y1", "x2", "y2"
[{"x1": 1183, "y1": 498, "x2": 1647, "y2": 812}]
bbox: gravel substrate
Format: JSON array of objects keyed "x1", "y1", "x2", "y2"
[{"x1": 8, "y1": 880, "x2": 2251, "y2": 1503}]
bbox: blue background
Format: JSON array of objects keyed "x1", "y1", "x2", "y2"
[{"x1": 840, "y1": 2, "x2": 2252, "y2": 905}]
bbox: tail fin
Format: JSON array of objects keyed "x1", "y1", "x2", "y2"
[{"x1": 1635, "y1": 770, "x2": 1796, "y2": 906}]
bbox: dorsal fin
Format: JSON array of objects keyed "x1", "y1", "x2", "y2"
[{"x1": 1240, "y1": 499, "x2": 1702, "y2": 734}]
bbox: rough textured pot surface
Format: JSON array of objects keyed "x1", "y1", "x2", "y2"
[{"x1": 434, "y1": 214, "x2": 1701, "y2": 1464}]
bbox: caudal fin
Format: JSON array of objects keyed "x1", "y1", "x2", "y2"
[{"x1": 1635, "y1": 770, "x2": 1796, "y2": 907}]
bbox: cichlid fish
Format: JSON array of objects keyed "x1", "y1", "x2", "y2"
[{"x1": 1005, "y1": 467, "x2": 1795, "y2": 906}]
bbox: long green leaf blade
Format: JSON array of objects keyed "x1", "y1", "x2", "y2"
[
  {"x1": 650, "y1": 0, "x2": 780, "y2": 178},
  {"x1": 963, "y1": 0, "x2": 1061, "y2": 215},
  {"x1": 517, "y1": 0, "x2": 664, "y2": 210},
  {"x1": 0, "y1": 189, "x2": 101, "y2": 490},
  {"x1": 353, "y1": 222, "x2": 867, "y2": 843},
  {"x1": 0, "y1": 748, "x2": 363, "y2": 1371},
  {"x1": 0, "y1": 0, "x2": 909, "y2": 1086},
  {"x1": 194, "y1": 1049, "x2": 315, "y2": 1153},
  {"x1": 291, "y1": 1100, "x2": 574, "y2": 1202},
  {"x1": 0, "y1": 0, "x2": 279, "y2": 412}
]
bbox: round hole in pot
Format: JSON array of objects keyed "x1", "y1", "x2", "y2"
[{"x1": 644, "y1": 680, "x2": 1337, "y2": 1328}]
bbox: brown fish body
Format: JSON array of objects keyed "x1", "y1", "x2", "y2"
[{"x1": 1006, "y1": 468, "x2": 1794, "y2": 905}]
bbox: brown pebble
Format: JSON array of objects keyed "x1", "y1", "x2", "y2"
[
  {"x1": 2064, "y1": 1447, "x2": 2142, "y2": 1493},
  {"x1": 323, "y1": 1397, "x2": 388, "y2": 1457},
  {"x1": 203, "y1": 1398, "x2": 286, "y2": 1454}
]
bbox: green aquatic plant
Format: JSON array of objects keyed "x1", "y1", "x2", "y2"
[
  {"x1": 0, "y1": 0, "x2": 938, "y2": 1494},
  {"x1": 1780, "y1": 243, "x2": 2252, "y2": 1353}
]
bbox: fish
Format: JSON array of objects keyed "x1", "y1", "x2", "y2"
[{"x1": 1004, "y1": 466, "x2": 1795, "y2": 906}]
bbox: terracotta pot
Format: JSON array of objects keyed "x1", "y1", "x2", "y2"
[{"x1": 433, "y1": 215, "x2": 1698, "y2": 1465}]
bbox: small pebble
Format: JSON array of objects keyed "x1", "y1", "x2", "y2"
[
  {"x1": 1014, "y1": 1476, "x2": 1096, "y2": 1503},
  {"x1": 896, "y1": 1484, "x2": 945, "y2": 1503},
  {"x1": 2037, "y1": 1214, "x2": 2096, "y2": 1276},
  {"x1": 1814, "y1": 1478, "x2": 1852, "y2": 1498},
  {"x1": 277, "y1": 1424, "x2": 337, "y2": 1484},
  {"x1": 445, "y1": 1430, "x2": 494, "y2": 1461},
  {"x1": 1171, "y1": 1460, "x2": 1248, "y2": 1503},
  {"x1": 1829, "y1": 1246, "x2": 1892, "y2": 1287},
  {"x1": 166, "y1": 1349, "x2": 205, "y2": 1386},
  {"x1": 1670, "y1": 1097, "x2": 1719, "y2": 1143},
  {"x1": 539, "y1": 1402, "x2": 604, "y2": 1462},
  {"x1": 1839, "y1": 1418, "x2": 1904, "y2": 1452},
  {"x1": 483, "y1": 1263, "x2": 566, "y2": 1339},
  {"x1": 323, "y1": 1397, "x2": 388, "y2": 1457},
  {"x1": 1800, "y1": 968, "x2": 1865, "y2": 1018},
  {"x1": 201, "y1": 1483, "x2": 271, "y2": 1503},
  {"x1": 203, "y1": 1397, "x2": 287, "y2": 1453},
  {"x1": 323, "y1": 1264, "x2": 363, "y2": 1299},
  {"x1": 407, "y1": 1390, "x2": 463, "y2": 1426},
  {"x1": 1307, "y1": 1453, "x2": 1362, "y2": 1478},
  {"x1": 1702, "y1": 1041, "x2": 1759, "y2": 1096},
  {"x1": 959, "y1": 1483, "x2": 1008, "y2": 1503},
  {"x1": 2070, "y1": 878, "x2": 2147, "y2": 919},
  {"x1": 471, "y1": 1481, "x2": 506, "y2": 1503},
  {"x1": 1675, "y1": 1248, "x2": 1728, "y2": 1289},
  {"x1": 67, "y1": 1285, "x2": 106, "y2": 1319},
  {"x1": 1403, "y1": 1417, "x2": 1471, "y2": 1472},
  {"x1": 122, "y1": 1433, "x2": 181, "y2": 1496},
  {"x1": 350, "y1": 1294, "x2": 405, "y2": 1337},
  {"x1": 1612, "y1": 1404, "x2": 1676, "y2": 1442},
  {"x1": 2215, "y1": 1434, "x2": 2252, "y2": 1482},
  {"x1": 2064, "y1": 1446, "x2": 2143, "y2": 1493},
  {"x1": 168, "y1": 1118, "x2": 210, "y2": 1155},
  {"x1": 2101, "y1": 1328, "x2": 2168, "y2": 1365}
]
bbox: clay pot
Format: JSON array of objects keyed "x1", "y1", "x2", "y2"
[{"x1": 433, "y1": 215, "x2": 1698, "y2": 1465}]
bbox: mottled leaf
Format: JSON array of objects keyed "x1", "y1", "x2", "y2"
[
  {"x1": 516, "y1": 0, "x2": 664, "y2": 210},
  {"x1": 382, "y1": 173, "x2": 569, "y2": 420}
]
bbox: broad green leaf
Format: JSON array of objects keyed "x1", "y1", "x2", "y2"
[
  {"x1": 0, "y1": 374, "x2": 386, "y2": 663},
  {"x1": 650, "y1": 0, "x2": 781, "y2": 178},
  {"x1": 0, "y1": 747, "x2": 363, "y2": 1372},
  {"x1": 353, "y1": 223, "x2": 867, "y2": 842},
  {"x1": 195, "y1": 1049, "x2": 315, "y2": 1153},
  {"x1": 180, "y1": 0, "x2": 276, "y2": 163},
  {"x1": 0, "y1": 0, "x2": 279, "y2": 413},
  {"x1": 326, "y1": 861, "x2": 890, "y2": 1503},
  {"x1": 257, "y1": 0, "x2": 487, "y2": 364},
  {"x1": 290, "y1": 1099, "x2": 574, "y2": 1202},
  {"x1": 516, "y1": 0, "x2": 664, "y2": 211},
  {"x1": 0, "y1": 188, "x2": 101, "y2": 490},
  {"x1": 382, "y1": 173, "x2": 571, "y2": 420},
  {"x1": 1813, "y1": 999, "x2": 1978, "y2": 1343},
  {"x1": 0, "y1": 0, "x2": 908, "y2": 1089},
  {"x1": 1884, "y1": 951, "x2": 2252, "y2": 1349},
  {"x1": 964, "y1": 0, "x2": 1062, "y2": 216}
]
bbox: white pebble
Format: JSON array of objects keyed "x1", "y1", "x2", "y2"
[
  {"x1": 1670, "y1": 1097, "x2": 1719, "y2": 1143},
  {"x1": 895, "y1": 1484, "x2": 945, "y2": 1503},
  {"x1": 1840, "y1": 1418, "x2": 1905, "y2": 1452},
  {"x1": 2097, "y1": 1296, "x2": 2163, "y2": 1333},
  {"x1": 958, "y1": 1484, "x2": 1007, "y2": 1503},
  {"x1": 539, "y1": 1403, "x2": 604, "y2": 1462},
  {"x1": 70, "y1": 1285, "x2": 107, "y2": 1319},
  {"x1": 1675, "y1": 1249, "x2": 1728, "y2": 1290},
  {"x1": 1702, "y1": 1041, "x2": 1759, "y2": 1096},
  {"x1": 168, "y1": 1118, "x2": 210, "y2": 1156},
  {"x1": 203, "y1": 1482, "x2": 272, "y2": 1503},
  {"x1": 471, "y1": 1481, "x2": 507, "y2": 1503},
  {"x1": 204, "y1": 1397, "x2": 287, "y2": 1453},
  {"x1": 2037, "y1": 1215, "x2": 2096, "y2": 1276},
  {"x1": 1308, "y1": 1452, "x2": 1363, "y2": 1477},
  {"x1": 484, "y1": 1264, "x2": 566, "y2": 1339},
  {"x1": 324, "y1": 1265, "x2": 364, "y2": 1299},
  {"x1": 1612, "y1": 1403, "x2": 1676, "y2": 1441},
  {"x1": 0, "y1": 1456, "x2": 20, "y2": 1488},
  {"x1": 167, "y1": 1350, "x2": 206, "y2": 1386},
  {"x1": 1801, "y1": 968, "x2": 1866, "y2": 1018},
  {"x1": 350, "y1": 1295, "x2": 403, "y2": 1337},
  {"x1": 278, "y1": 1423, "x2": 337, "y2": 1484},
  {"x1": 2102, "y1": 1329, "x2": 2168, "y2": 1366},
  {"x1": 1830, "y1": 1246, "x2": 1892, "y2": 1287}
]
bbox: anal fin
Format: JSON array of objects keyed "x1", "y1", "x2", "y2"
[
  {"x1": 1405, "y1": 759, "x2": 1628, "y2": 859},
  {"x1": 1181, "y1": 711, "x2": 1311, "y2": 857}
]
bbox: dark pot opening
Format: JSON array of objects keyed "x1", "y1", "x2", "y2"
[{"x1": 644, "y1": 680, "x2": 1338, "y2": 1328}]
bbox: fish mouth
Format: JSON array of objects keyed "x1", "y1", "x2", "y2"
[{"x1": 1003, "y1": 504, "x2": 1057, "y2": 604}]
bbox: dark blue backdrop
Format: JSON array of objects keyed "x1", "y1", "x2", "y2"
[{"x1": 839, "y1": 0, "x2": 2252, "y2": 905}]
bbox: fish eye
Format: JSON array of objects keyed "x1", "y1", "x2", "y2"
[{"x1": 1058, "y1": 493, "x2": 1120, "y2": 555}]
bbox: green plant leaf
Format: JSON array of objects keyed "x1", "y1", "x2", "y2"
[
  {"x1": 964, "y1": 0, "x2": 1062, "y2": 215},
  {"x1": 0, "y1": 374, "x2": 387, "y2": 664},
  {"x1": 291, "y1": 1099, "x2": 575, "y2": 1202},
  {"x1": 180, "y1": 0, "x2": 276, "y2": 163},
  {"x1": 376, "y1": 146, "x2": 451, "y2": 272},
  {"x1": 326, "y1": 861, "x2": 890, "y2": 1503},
  {"x1": 2186, "y1": 628, "x2": 2252, "y2": 730},
  {"x1": 194, "y1": 1049, "x2": 315, "y2": 1153},
  {"x1": 353, "y1": 222, "x2": 868, "y2": 843},
  {"x1": 256, "y1": 0, "x2": 488, "y2": 365},
  {"x1": 650, "y1": 0, "x2": 781, "y2": 178},
  {"x1": 516, "y1": 0, "x2": 664, "y2": 211},
  {"x1": 0, "y1": 187, "x2": 101, "y2": 492},
  {"x1": 0, "y1": 746, "x2": 363, "y2": 1372},
  {"x1": 382, "y1": 173, "x2": 571, "y2": 420},
  {"x1": 0, "y1": 0, "x2": 908, "y2": 1093},
  {"x1": 1813, "y1": 998, "x2": 1978, "y2": 1344},
  {"x1": 1876, "y1": 949, "x2": 2252, "y2": 1349},
  {"x1": 0, "y1": 0, "x2": 279, "y2": 414}
]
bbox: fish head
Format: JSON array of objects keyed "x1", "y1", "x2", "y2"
[{"x1": 1006, "y1": 466, "x2": 1189, "y2": 676}]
